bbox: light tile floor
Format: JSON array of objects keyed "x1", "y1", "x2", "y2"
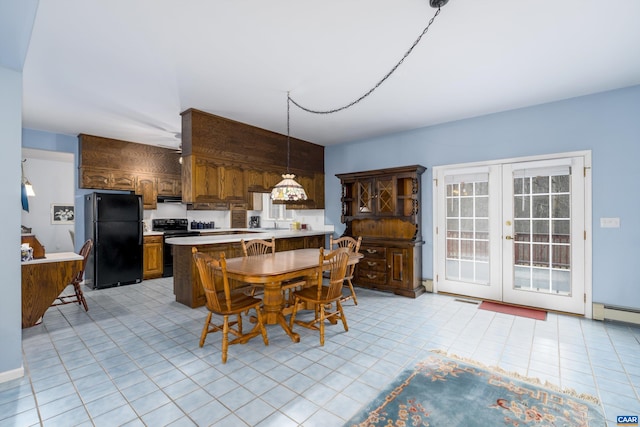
[{"x1": 2, "y1": 277, "x2": 639, "y2": 426}]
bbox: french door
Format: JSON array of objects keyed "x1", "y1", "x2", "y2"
[{"x1": 434, "y1": 153, "x2": 590, "y2": 315}]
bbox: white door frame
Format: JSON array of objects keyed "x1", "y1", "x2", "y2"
[{"x1": 432, "y1": 150, "x2": 593, "y2": 318}]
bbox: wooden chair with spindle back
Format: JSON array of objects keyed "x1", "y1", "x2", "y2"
[
  {"x1": 192, "y1": 248, "x2": 269, "y2": 363},
  {"x1": 289, "y1": 247, "x2": 351, "y2": 346},
  {"x1": 329, "y1": 235, "x2": 362, "y2": 305},
  {"x1": 241, "y1": 237, "x2": 306, "y2": 305}
]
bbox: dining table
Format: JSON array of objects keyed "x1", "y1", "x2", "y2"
[{"x1": 223, "y1": 248, "x2": 363, "y2": 342}]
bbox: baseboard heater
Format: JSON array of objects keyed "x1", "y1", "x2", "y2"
[{"x1": 593, "y1": 303, "x2": 640, "y2": 325}]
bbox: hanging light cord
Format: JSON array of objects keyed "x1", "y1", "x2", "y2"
[
  {"x1": 21, "y1": 159, "x2": 27, "y2": 182},
  {"x1": 288, "y1": 4, "x2": 444, "y2": 115},
  {"x1": 286, "y1": 92, "x2": 291, "y2": 173}
]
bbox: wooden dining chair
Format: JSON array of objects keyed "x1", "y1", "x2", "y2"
[
  {"x1": 241, "y1": 237, "x2": 305, "y2": 305},
  {"x1": 241, "y1": 237, "x2": 275, "y2": 257},
  {"x1": 289, "y1": 247, "x2": 351, "y2": 346},
  {"x1": 329, "y1": 235, "x2": 362, "y2": 305},
  {"x1": 192, "y1": 248, "x2": 269, "y2": 363},
  {"x1": 239, "y1": 237, "x2": 275, "y2": 298},
  {"x1": 52, "y1": 239, "x2": 93, "y2": 312}
]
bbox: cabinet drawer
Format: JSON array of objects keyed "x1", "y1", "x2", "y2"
[
  {"x1": 356, "y1": 269, "x2": 387, "y2": 286},
  {"x1": 359, "y1": 258, "x2": 385, "y2": 272},
  {"x1": 360, "y1": 245, "x2": 386, "y2": 259}
]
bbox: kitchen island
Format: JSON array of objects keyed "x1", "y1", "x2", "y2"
[{"x1": 166, "y1": 228, "x2": 334, "y2": 308}]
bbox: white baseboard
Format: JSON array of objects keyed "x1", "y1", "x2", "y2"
[
  {"x1": 422, "y1": 279, "x2": 433, "y2": 293},
  {"x1": 593, "y1": 303, "x2": 640, "y2": 325},
  {"x1": 0, "y1": 366, "x2": 24, "y2": 384}
]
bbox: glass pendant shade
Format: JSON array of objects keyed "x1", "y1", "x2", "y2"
[
  {"x1": 271, "y1": 173, "x2": 308, "y2": 201},
  {"x1": 25, "y1": 180, "x2": 35, "y2": 196}
]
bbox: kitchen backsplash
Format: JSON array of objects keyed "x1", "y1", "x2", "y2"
[{"x1": 144, "y1": 202, "x2": 326, "y2": 231}]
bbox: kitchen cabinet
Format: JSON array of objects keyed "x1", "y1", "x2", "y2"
[
  {"x1": 79, "y1": 134, "x2": 182, "y2": 207},
  {"x1": 219, "y1": 165, "x2": 245, "y2": 201},
  {"x1": 336, "y1": 165, "x2": 426, "y2": 297},
  {"x1": 136, "y1": 175, "x2": 158, "y2": 210},
  {"x1": 143, "y1": 235, "x2": 163, "y2": 279},
  {"x1": 180, "y1": 109, "x2": 325, "y2": 210},
  {"x1": 173, "y1": 241, "x2": 243, "y2": 308},
  {"x1": 245, "y1": 169, "x2": 267, "y2": 192},
  {"x1": 275, "y1": 235, "x2": 325, "y2": 252},
  {"x1": 182, "y1": 157, "x2": 247, "y2": 204},
  {"x1": 80, "y1": 167, "x2": 136, "y2": 191},
  {"x1": 157, "y1": 176, "x2": 181, "y2": 196}
]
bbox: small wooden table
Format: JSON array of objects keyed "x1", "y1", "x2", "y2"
[
  {"x1": 223, "y1": 248, "x2": 362, "y2": 342},
  {"x1": 21, "y1": 252, "x2": 83, "y2": 328}
]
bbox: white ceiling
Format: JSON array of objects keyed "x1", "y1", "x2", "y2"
[{"x1": 13, "y1": 0, "x2": 640, "y2": 148}]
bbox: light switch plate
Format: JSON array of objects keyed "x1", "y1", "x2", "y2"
[{"x1": 600, "y1": 217, "x2": 620, "y2": 228}]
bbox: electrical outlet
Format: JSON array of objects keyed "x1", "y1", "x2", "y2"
[{"x1": 600, "y1": 217, "x2": 620, "y2": 228}]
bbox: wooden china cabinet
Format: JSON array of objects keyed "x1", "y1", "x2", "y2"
[{"x1": 336, "y1": 165, "x2": 426, "y2": 298}]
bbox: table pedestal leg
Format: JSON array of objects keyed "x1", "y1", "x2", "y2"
[{"x1": 262, "y1": 281, "x2": 300, "y2": 342}]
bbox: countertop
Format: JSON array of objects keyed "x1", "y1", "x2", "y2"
[
  {"x1": 21, "y1": 252, "x2": 83, "y2": 265},
  {"x1": 164, "y1": 227, "x2": 333, "y2": 246}
]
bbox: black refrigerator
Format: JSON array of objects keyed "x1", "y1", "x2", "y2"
[{"x1": 85, "y1": 192, "x2": 143, "y2": 289}]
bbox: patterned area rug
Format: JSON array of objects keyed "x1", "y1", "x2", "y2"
[{"x1": 346, "y1": 351, "x2": 604, "y2": 427}]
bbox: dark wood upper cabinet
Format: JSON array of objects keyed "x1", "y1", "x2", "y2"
[
  {"x1": 78, "y1": 134, "x2": 182, "y2": 207},
  {"x1": 78, "y1": 109, "x2": 325, "y2": 210},
  {"x1": 181, "y1": 109, "x2": 324, "y2": 208}
]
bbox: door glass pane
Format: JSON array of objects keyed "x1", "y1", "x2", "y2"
[
  {"x1": 552, "y1": 175, "x2": 570, "y2": 193},
  {"x1": 512, "y1": 173, "x2": 571, "y2": 296},
  {"x1": 445, "y1": 178, "x2": 490, "y2": 285}
]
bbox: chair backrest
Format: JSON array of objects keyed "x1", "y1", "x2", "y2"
[
  {"x1": 330, "y1": 236, "x2": 361, "y2": 277},
  {"x1": 329, "y1": 235, "x2": 361, "y2": 253},
  {"x1": 192, "y1": 248, "x2": 231, "y2": 313},
  {"x1": 241, "y1": 237, "x2": 275, "y2": 257},
  {"x1": 318, "y1": 247, "x2": 350, "y2": 301},
  {"x1": 73, "y1": 239, "x2": 93, "y2": 284}
]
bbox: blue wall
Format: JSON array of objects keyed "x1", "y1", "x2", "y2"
[
  {"x1": 325, "y1": 85, "x2": 640, "y2": 309},
  {"x1": 0, "y1": 65, "x2": 25, "y2": 380},
  {"x1": 21, "y1": 129, "x2": 91, "y2": 252}
]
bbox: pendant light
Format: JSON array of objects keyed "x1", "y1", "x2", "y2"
[
  {"x1": 21, "y1": 159, "x2": 35, "y2": 212},
  {"x1": 22, "y1": 159, "x2": 35, "y2": 196},
  {"x1": 270, "y1": 93, "x2": 308, "y2": 202}
]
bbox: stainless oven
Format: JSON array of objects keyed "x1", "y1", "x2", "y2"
[{"x1": 152, "y1": 219, "x2": 200, "y2": 277}]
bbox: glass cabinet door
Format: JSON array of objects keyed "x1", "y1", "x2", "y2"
[
  {"x1": 358, "y1": 180, "x2": 373, "y2": 214},
  {"x1": 376, "y1": 177, "x2": 394, "y2": 214}
]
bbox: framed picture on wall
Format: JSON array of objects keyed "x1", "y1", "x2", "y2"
[{"x1": 51, "y1": 204, "x2": 74, "y2": 224}]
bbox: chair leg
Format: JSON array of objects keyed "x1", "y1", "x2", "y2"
[
  {"x1": 289, "y1": 297, "x2": 299, "y2": 329},
  {"x1": 319, "y1": 304, "x2": 325, "y2": 346},
  {"x1": 236, "y1": 314, "x2": 243, "y2": 335},
  {"x1": 346, "y1": 279, "x2": 358, "y2": 305},
  {"x1": 222, "y1": 316, "x2": 230, "y2": 364},
  {"x1": 74, "y1": 282, "x2": 88, "y2": 311},
  {"x1": 254, "y1": 307, "x2": 269, "y2": 346},
  {"x1": 337, "y1": 301, "x2": 349, "y2": 332},
  {"x1": 200, "y1": 312, "x2": 212, "y2": 347}
]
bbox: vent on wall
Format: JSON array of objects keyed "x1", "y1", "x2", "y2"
[{"x1": 593, "y1": 303, "x2": 640, "y2": 325}]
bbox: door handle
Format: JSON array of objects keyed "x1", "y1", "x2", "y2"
[{"x1": 505, "y1": 235, "x2": 514, "y2": 240}]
